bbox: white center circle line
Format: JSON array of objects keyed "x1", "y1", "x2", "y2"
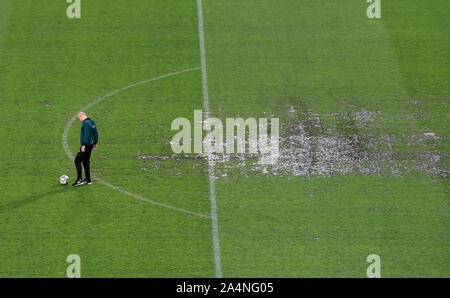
[{"x1": 62, "y1": 67, "x2": 211, "y2": 219}]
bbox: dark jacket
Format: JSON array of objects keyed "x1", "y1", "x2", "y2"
[{"x1": 80, "y1": 118, "x2": 98, "y2": 146}]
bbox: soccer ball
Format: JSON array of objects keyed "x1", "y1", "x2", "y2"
[{"x1": 59, "y1": 175, "x2": 69, "y2": 185}]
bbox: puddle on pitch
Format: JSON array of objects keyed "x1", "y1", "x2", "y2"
[{"x1": 138, "y1": 108, "x2": 448, "y2": 179}]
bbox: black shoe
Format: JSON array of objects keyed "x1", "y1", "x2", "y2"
[
  {"x1": 83, "y1": 179, "x2": 92, "y2": 185},
  {"x1": 72, "y1": 179, "x2": 85, "y2": 187}
]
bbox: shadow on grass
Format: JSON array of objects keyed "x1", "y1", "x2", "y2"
[{"x1": 0, "y1": 184, "x2": 70, "y2": 213}]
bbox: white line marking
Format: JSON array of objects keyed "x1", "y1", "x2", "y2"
[
  {"x1": 62, "y1": 67, "x2": 211, "y2": 219},
  {"x1": 197, "y1": 0, "x2": 223, "y2": 278},
  {"x1": 97, "y1": 179, "x2": 210, "y2": 219}
]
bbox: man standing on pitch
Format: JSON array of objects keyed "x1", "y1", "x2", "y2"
[{"x1": 73, "y1": 112, "x2": 98, "y2": 186}]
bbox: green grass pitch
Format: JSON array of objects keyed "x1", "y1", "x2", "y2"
[{"x1": 0, "y1": 0, "x2": 448, "y2": 277}]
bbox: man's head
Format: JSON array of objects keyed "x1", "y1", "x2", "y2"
[{"x1": 78, "y1": 112, "x2": 87, "y2": 122}]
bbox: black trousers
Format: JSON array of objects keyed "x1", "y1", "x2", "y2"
[{"x1": 74, "y1": 144, "x2": 94, "y2": 181}]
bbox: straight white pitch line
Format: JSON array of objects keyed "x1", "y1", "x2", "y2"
[{"x1": 197, "y1": 0, "x2": 223, "y2": 278}]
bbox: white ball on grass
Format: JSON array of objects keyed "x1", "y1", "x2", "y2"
[{"x1": 60, "y1": 175, "x2": 69, "y2": 185}]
